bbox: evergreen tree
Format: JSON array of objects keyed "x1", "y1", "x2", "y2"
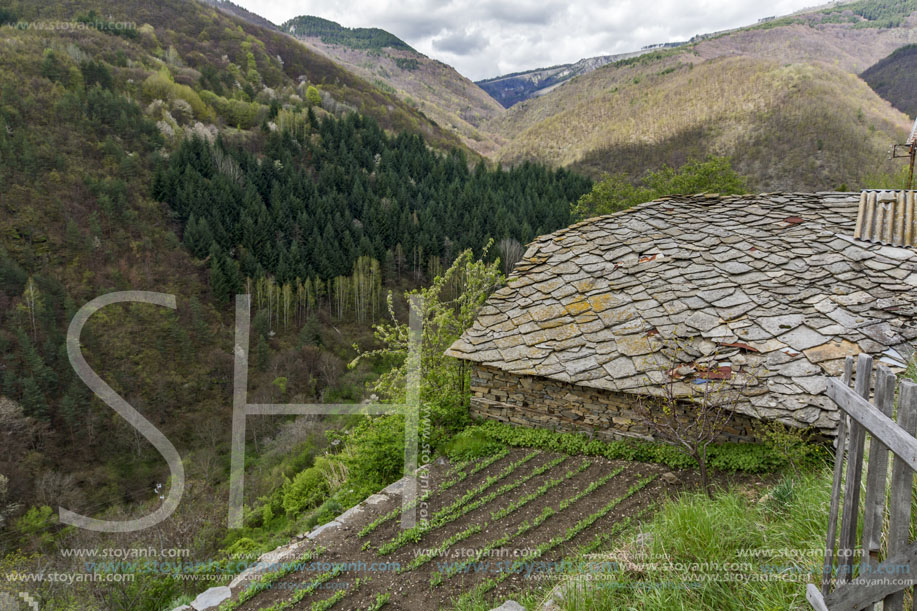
[{"x1": 156, "y1": 111, "x2": 593, "y2": 313}]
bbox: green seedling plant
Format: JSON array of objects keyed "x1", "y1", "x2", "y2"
[
  {"x1": 365, "y1": 592, "x2": 391, "y2": 610},
  {"x1": 220, "y1": 546, "x2": 325, "y2": 610},
  {"x1": 359, "y1": 451, "x2": 511, "y2": 538},
  {"x1": 376, "y1": 451, "x2": 540, "y2": 554}
]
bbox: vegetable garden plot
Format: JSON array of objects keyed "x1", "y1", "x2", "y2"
[{"x1": 222, "y1": 448, "x2": 672, "y2": 610}]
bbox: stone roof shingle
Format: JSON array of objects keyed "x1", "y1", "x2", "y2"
[{"x1": 446, "y1": 193, "x2": 917, "y2": 432}]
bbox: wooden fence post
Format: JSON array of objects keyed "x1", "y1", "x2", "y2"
[
  {"x1": 838, "y1": 354, "x2": 873, "y2": 583},
  {"x1": 822, "y1": 356, "x2": 854, "y2": 595},
  {"x1": 883, "y1": 379, "x2": 917, "y2": 611}
]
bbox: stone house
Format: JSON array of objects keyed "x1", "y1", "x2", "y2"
[{"x1": 445, "y1": 191, "x2": 917, "y2": 441}]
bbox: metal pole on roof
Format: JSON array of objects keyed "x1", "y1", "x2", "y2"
[
  {"x1": 891, "y1": 116, "x2": 917, "y2": 189},
  {"x1": 908, "y1": 145, "x2": 915, "y2": 191},
  {"x1": 907, "y1": 117, "x2": 917, "y2": 190}
]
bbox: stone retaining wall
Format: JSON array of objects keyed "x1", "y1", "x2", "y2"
[{"x1": 470, "y1": 364, "x2": 760, "y2": 443}]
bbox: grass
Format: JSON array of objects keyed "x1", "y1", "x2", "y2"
[{"x1": 557, "y1": 471, "x2": 831, "y2": 610}]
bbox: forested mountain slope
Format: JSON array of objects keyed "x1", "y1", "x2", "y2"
[
  {"x1": 486, "y1": 0, "x2": 916, "y2": 190},
  {"x1": 1, "y1": 0, "x2": 467, "y2": 151},
  {"x1": 283, "y1": 16, "x2": 506, "y2": 156},
  {"x1": 862, "y1": 43, "x2": 917, "y2": 118},
  {"x1": 0, "y1": 2, "x2": 588, "y2": 607}
]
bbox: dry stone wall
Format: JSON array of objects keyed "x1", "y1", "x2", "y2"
[{"x1": 470, "y1": 364, "x2": 760, "y2": 443}]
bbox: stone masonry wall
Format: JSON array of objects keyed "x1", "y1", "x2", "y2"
[{"x1": 470, "y1": 364, "x2": 760, "y2": 443}]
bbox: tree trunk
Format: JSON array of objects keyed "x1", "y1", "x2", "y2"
[{"x1": 696, "y1": 449, "x2": 712, "y2": 499}]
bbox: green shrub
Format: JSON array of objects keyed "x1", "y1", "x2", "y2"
[
  {"x1": 75, "y1": 10, "x2": 139, "y2": 39},
  {"x1": 14, "y1": 505, "x2": 55, "y2": 548},
  {"x1": 199, "y1": 90, "x2": 266, "y2": 128},
  {"x1": 308, "y1": 498, "x2": 343, "y2": 528},
  {"x1": 223, "y1": 536, "x2": 259, "y2": 558},
  {"x1": 444, "y1": 428, "x2": 502, "y2": 461},
  {"x1": 282, "y1": 467, "x2": 329, "y2": 516},
  {"x1": 573, "y1": 156, "x2": 748, "y2": 220},
  {"x1": 334, "y1": 414, "x2": 405, "y2": 499},
  {"x1": 0, "y1": 8, "x2": 16, "y2": 26},
  {"x1": 471, "y1": 420, "x2": 791, "y2": 473},
  {"x1": 305, "y1": 85, "x2": 322, "y2": 107},
  {"x1": 394, "y1": 58, "x2": 419, "y2": 71},
  {"x1": 755, "y1": 420, "x2": 829, "y2": 473},
  {"x1": 142, "y1": 68, "x2": 212, "y2": 121},
  {"x1": 80, "y1": 60, "x2": 113, "y2": 90},
  {"x1": 40, "y1": 50, "x2": 70, "y2": 85}
]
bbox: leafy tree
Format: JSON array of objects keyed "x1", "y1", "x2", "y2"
[
  {"x1": 351, "y1": 246, "x2": 504, "y2": 437},
  {"x1": 574, "y1": 155, "x2": 747, "y2": 219},
  {"x1": 305, "y1": 85, "x2": 322, "y2": 107},
  {"x1": 635, "y1": 343, "x2": 759, "y2": 498}
]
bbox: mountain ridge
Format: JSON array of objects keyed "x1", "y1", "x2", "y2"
[
  {"x1": 861, "y1": 43, "x2": 917, "y2": 118},
  {"x1": 476, "y1": 46, "x2": 683, "y2": 108},
  {"x1": 281, "y1": 14, "x2": 506, "y2": 155},
  {"x1": 484, "y1": 0, "x2": 917, "y2": 190}
]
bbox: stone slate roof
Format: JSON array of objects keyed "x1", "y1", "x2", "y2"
[{"x1": 446, "y1": 193, "x2": 917, "y2": 432}]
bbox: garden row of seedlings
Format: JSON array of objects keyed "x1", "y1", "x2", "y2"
[
  {"x1": 225, "y1": 452, "x2": 495, "y2": 610},
  {"x1": 331, "y1": 450, "x2": 553, "y2": 606},
  {"x1": 357, "y1": 449, "x2": 510, "y2": 540},
  {"x1": 450, "y1": 476, "x2": 658, "y2": 607},
  {"x1": 248, "y1": 449, "x2": 650, "y2": 609},
  {"x1": 354, "y1": 450, "x2": 651, "y2": 608}
]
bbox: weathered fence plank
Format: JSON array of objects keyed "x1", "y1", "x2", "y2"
[
  {"x1": 811, "y1": 363, "x2": 917, "y2": 611},
  {"x1": 825, "y1": 540, "x2": 917, "y2": 610},
  {"x1": 826, "y1": 379, "x2": 917, "y2": 473},
  {"x1": 821, "y1": 356, "x2": 854, "y2": 596},
  {"x1": 883, "y1": 380, "x2": 917, "y2": 611},
  {"x1": 860, "y1": 366, "x2": 895, "y2": 606},
  {"x1": 808, "y1": 583, "x2": 831, "y2": 611},
  {"x1": 838, "y1": 354, "x2": 873, "y2": 583}
]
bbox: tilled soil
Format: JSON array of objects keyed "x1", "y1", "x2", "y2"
[{"x1": 230, "y1": 448, "x2": 769, "y2": 610}]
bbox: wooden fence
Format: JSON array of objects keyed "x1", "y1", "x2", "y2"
[{"x1": 807, "y1": 353, "x2": 917, "y2": 611}]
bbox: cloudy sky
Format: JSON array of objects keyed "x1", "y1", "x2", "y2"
[{"x1": 234, "y1": 0, "x2": 822, "y2": 80}]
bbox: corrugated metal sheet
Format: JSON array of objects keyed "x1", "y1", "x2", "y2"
[{"x1": 854, "y1": 190, "x2": 917, "y2": 248}]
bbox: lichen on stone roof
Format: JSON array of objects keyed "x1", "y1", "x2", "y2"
[{"x1": 446, "y1": 192, "x2": 917, "y2": 432}]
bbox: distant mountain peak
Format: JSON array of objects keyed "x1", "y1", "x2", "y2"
[
  {"x1": 476, "y1": 49, "x2": 664, "y2": 108},
  {"x1": 282, "y1": 15, "x2": 416, "y2": 53}
]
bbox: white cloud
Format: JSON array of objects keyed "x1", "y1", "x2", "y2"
[
  {"x1": 432, "y1": 27, "x2": 489, "y2": 55},
  {"x1": 235, "y1": 0, "x2": 820, "y2": 80}
]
